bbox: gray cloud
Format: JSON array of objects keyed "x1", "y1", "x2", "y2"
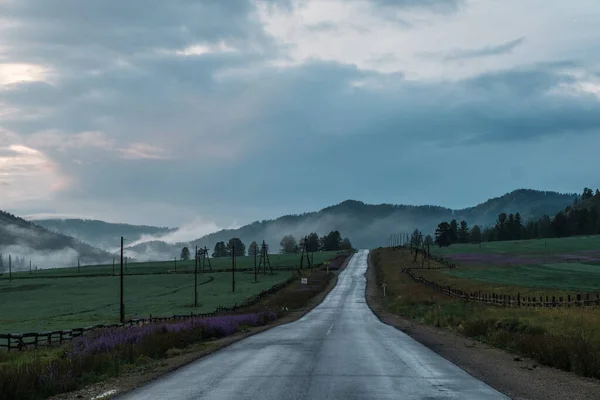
[
  {"x1": 446, "y1": 37, "x2": 526, "y2": 60},
  {"x1": 1, "y1": 0, "x2": 599, "y2": 229}
]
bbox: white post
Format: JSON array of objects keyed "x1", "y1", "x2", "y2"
[{"x1": 382, "y1": 282, "x2": 387, "y2": 297}]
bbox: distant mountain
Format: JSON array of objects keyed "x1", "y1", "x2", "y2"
[
  {"x1": 119, "y1": 188, "x2": 577, "y2": 260},
  {"x1": 0, "y1": 210, "x2": 114, "y2": 270},
  {"x1": 32, "y1": 218, "x2": 176, "y2": 250}
]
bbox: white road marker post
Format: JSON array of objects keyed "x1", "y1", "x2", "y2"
[{"x1": 382, "y1": 282, "x2": 387, "y2": 297}]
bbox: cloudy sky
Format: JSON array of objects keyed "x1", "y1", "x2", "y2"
[{"x1": 1, "y1": 0, "x2": 599, "y2": 231}]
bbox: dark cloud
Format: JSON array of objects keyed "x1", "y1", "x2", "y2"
[
  {"x1": 445, "y1": 37, "x2": 526, "y2": 60},
  {"x1": 1, "y1": 0, "x2": 599, "y2": 227},
  {"x1": 0, "y1": 0, "x2": 279, "y2": 73}
]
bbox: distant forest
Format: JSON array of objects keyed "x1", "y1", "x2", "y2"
[{"x1": 431, "y1": 188, "x2": 600, "y2": 247}]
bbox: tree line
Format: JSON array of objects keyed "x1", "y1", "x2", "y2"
[
  {"x1": 433, "y1": 187, "x2": 600, "y2": 247},
  {"x1": 179, "y1": 230, "x2": 353, "y2": 260},
  {"x1": 0, "y1": 254, "x2": 32, "y2": 273}
]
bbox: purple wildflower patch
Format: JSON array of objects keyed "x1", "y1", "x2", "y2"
[{"x1": 70, "y1": 311, "x2": 278, "y2": 357}]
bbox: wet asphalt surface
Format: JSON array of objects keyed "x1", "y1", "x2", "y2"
[{"x1": 118, "y1": 250, "x2": 508, "y2": 400}]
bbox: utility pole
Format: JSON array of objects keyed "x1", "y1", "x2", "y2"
[
  {"x1": 231, "y1": 242, "x2": 236, "y2": 292},
  {"x1": 29, "y1": 260, "x2": 31, "y2": 274},
  {"x1": 8, "y1": 255, "x2": 11, "y2": 281},
  {"x1": 112, "y1": 258, "x2": 115, "y2": 276},
  {"x1": 204, "y1": 246, "x2": 212, "y2": 272},
  {"x1": 78, "y1": 257, "x2": 80, "y2": 273},
  {"x1": 254, "y1": 246, "x2": 257, "y2": 283},
  {"x1": 194, "y1": 245, "x2": 198, "y2": 307},
  {"x1": 120, "y1": 236, "x2": 124, "y2": 323},
  {"x1": 174, "y1": 257, "x2": 177, "y2": 272}
]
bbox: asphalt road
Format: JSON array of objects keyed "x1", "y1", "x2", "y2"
[{"x1": 118, "y1": 250, "x2": 509, "y2": 400}]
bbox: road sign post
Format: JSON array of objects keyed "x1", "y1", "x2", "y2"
[{"x1": 382, "y1": 282, "x2": 387, "y2": 297}]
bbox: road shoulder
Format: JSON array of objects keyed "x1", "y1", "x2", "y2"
[{"x1": 365, "y1": 251, "x2": 600, "y2": 400}]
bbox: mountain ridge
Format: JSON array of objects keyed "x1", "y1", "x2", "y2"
[{"x1": 10, "y1": 188, "x2": 578, "y2": 262}]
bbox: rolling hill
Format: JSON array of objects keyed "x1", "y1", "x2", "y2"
[
  {"x1": 31, "y1": 218, "x2": 176, "y2": 251},
  {"x1": 123, "y1": 189, "x2": 577, "y2": 260},
  {"x1": 0, "y1": 210, "x2": 115, "y2": 270}
]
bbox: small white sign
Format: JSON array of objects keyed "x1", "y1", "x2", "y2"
[{"x1": 301, "y1": 277, "x2": 308, "y2": 284}]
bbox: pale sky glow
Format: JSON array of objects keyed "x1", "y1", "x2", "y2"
[
  {"x1": 0, "y1": 63, "x2": 51, "y2": 85},
  {"x1": 0, "y1": 0, "x2": 599, "y2": 229}
]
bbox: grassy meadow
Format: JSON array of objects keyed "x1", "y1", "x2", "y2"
[
  {"x1": 414, "y1": 235, "x2": 600, "y2": 295},
  {"x1": 1, "y1": 251, "x2": 338, "y2": 279},
  {"x1": 0, "y1": 270, "x2": 294, "y2": 334},
  {"x1": 372, "y1": 248, "x2": 600, "y2": 379},
  {"x1": 429, "y1": 235, "x2": 600, "y2": 258}
]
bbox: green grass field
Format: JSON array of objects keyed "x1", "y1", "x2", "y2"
[
  {"x1": 0, "y1": 270, "x2": 295, "y2": 333},
  {"x1": 441, "y1": 263, "x2": 600, "y2": 292},
  {"x1": 410, "y1": 235, "x2": 600, "y2": 294},
  {"x1": 430, "y1": 235, "x2": 600, "y2": 256},
  {"x1": 1, "y1": 251, "x2": 339, "y2": 279}
]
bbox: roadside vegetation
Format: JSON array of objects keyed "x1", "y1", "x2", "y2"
[{"x1": 371, "y1": 248, "x2": 600, "y2": 381}]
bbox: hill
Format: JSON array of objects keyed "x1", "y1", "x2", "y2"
[
  {"x1": 18, "y1": 189, "x2": 575, "y2": 262},
  {"x1": 0, "y1": 210, "x2": 114, "y2": 270},
  {"x1": 111, "y1": 189, "x2": 575, "y2": 260},
  {"x1": 187, "y1": 189, "x2": 576, "y2": 252},
  {"x1": 31, "y1": 218, "x2": 176, "y2": 251}
]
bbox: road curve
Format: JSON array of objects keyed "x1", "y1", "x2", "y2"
[{"x1": 118, "y1": 250, "x2": 508, "y2": 400}]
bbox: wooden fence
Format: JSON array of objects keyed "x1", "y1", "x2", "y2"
[
  {"x1": 0, "y1": 274, "x2": 298, "y2": 352},
  {"x1": 403, "y1": 268, "x2": 600, "y2": 308}
]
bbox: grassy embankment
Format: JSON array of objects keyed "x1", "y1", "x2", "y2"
[
  {"x1": 0, "y1": 252, "x2": 351, "y2": 400},
  {"x1": 372, "y1": 247, "x2": 600, "y2": 380}
]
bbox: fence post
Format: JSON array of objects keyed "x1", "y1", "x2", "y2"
[
  {"x1": 552, "y1": 296, "x2": 556, "y2": 307},
  {"x1": 576, "y1": 293, "x2": 581, "y2": 307},
  {"x1": 517, "y1": 293, "x2": 521, "y2": 307}
]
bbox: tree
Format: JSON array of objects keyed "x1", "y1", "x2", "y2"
[
  {"x1": 470, "y1": 225, "x2": 482, "y2": 243},
  {"x1": 280, "y1": 234, "x2": 298, "y2": 254},
  {"x1": 226, "y1": 238, "x2": 246, "y2": 257},
  {"x1": 582, "y1": 187, "x2": 594, "y2": 201},
  {"x1": 248, "y1": 241, "x2": 259, "y2": 256},
  {"x1": 514, "y1": 213, "x2": 523, "y2": 240},
  {"x1": 180, "y1": 246, "x2": 190, "y2": 261},
  {"x1": 340, "y1": 237, "x2": 353, "y2": 251},
  {"x1": 424, "y1": 235, "x2": 434, "y2": 247},
  {"x1": 410, "y1": 229, "x2": 423, "y2": 248},
  {"x1": 552, "y1": 212, "x2": 569, "y2": 237},
  {"x1": 321, "y1": 230, "x2": 343, "y2": 251},
  {"x1": 449, "y1": 219, "x2": 458, "y2": 244},
  {"x1": 434, "y1": 222, "x2": 453, "y2": 247},
  {"x1": 495, "y1": 212, "x2": 508, "y2": 241},
  {"x1": 212, "y1": 241, "x2": 227, "y2": 258},
  {"x1": 507, "y1": 213, "x2": 516, "y2": 240},
  {"x1": 306, "y1": 233, "x2": 320, "y2": 252},
  {"x1": 457, "y1": 220, "x2": 469, "y2": 243},
  {"x1": 0, "y1": 253, "x2": 4, "y2": 273}
]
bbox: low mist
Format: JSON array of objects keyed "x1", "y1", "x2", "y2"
[{"x1": 0, "y1": 244, "x2": 80, "y2": 271}]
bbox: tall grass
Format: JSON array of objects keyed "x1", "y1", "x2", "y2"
[{"x1": 374, "y1": 248, "x2": 600, "y2": 380}]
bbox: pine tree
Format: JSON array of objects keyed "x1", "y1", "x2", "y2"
[{"x1": 457, "y1": 220, "x2": 469, "y2": 243}]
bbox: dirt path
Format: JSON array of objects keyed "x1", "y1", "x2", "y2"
[
  {"x1": 365, "y1": 252, "x2": 600, "y2": 400},
  {"x1": 50, "y1": 255, "x2": 352, "y2": 400}
]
